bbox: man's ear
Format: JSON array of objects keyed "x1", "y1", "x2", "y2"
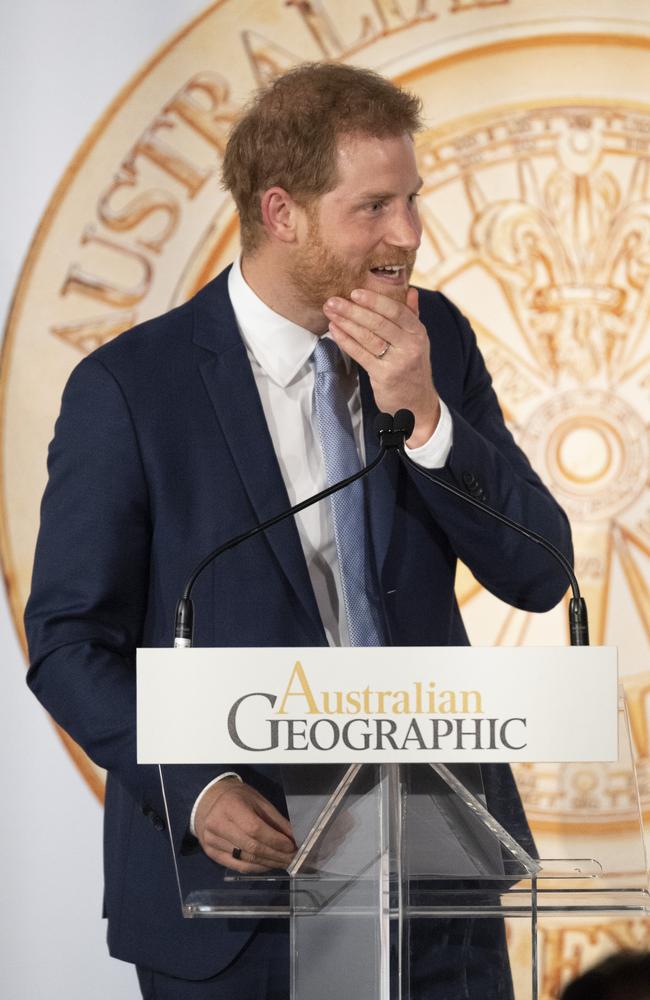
[{"x1": 260, "y1": 187, "x2": 302, "y2": 244}]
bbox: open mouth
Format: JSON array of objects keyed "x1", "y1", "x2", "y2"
[{"x1": 370, "y1": 265, "x2": 405, "y2": 283}]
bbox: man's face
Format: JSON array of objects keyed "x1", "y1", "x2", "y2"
[{"x1": 290, "y1": 132, "x2": 422, "y2": 309}]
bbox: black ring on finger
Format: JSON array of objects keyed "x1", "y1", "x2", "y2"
[{"x1": 232, "y1": 846, "x2": 242, "y2": 860}]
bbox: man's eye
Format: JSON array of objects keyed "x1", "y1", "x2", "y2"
[{"x1": 368, "y1": 201, "x2": 384, "y2": 212}]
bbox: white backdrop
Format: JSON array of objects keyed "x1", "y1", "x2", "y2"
[{"x1": 0, "y1": 4, "x2": 205, "y2": 997}]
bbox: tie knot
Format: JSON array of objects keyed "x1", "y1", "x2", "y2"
[{"x1": 312, "y1": 336, "x2": 343, "y2": 376}]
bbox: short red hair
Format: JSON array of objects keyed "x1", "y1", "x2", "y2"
[{"x1": 222, "y1": 62, "x2": 423, "y2": 253}]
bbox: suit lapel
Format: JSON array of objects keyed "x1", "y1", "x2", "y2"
[{"x1": 192, "y1": 270, "x2": 326, "y2": 642}]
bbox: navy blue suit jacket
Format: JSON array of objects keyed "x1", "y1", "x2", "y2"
[{"x1": 25, "y1": 267, "x2": 572, "y2": 979}]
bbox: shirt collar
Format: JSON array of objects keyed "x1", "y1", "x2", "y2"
[
  {"x1": 227, "y1": 256, "x2": 352, "y2": 386},
  {"x1": 228, "y1": 256, "x2": 319, "y2": 388}
]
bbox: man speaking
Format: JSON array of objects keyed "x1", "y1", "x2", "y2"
[{"x1": 25, "y1": 63, "x2": 572, "y2": 998}]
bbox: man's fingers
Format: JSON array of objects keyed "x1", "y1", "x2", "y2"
[
  {"x1": 200, "y1": 784, "x2": 297, "y2": 870},
  {"x1": 228, "y1": 796, "x2": 295, "y2": 851},
  {"x1": 328, "y1": 322, "x2": 378, "y2": 371},
  {"x1": 350, "y1": 287, "x2": 419, "y2": 325},
  {"x1": 207, "y1": 816, "x2": 295, "y2": 868},
  {"x1": 251, "y1": 796, "x2": 295, "y2": 843},
  {"x1": 323, "y1": 285, "x2": 439, "y2": 441},
  {"x1": 327, "y1": 312, "x2": 388, "y2": 361},
  {"x1": 406, "y1": 286, "x2": 419, "y2": 317},
  {"x1": 324, "y1": 297, "x2": 399, "y2": 345},
  {"x1": 206, "y1": 831, "x2": 294, "y2": 870},
  {"x1": 204, "y1": 782, "x2": 295, "y2": 845},
  {"x1": 326, "y1": 289, "x2": 419, "y2": 330},
  {"x1": 205, "y1": 846, "x2": 270, "y2": 874}
]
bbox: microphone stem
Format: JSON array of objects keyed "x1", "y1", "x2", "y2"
[
  {"x1": 183, "y1": 448, "x2": 388, "y2": 601},
  {"x1": 398, "y1": 451, "x2": 588, "y2": 645},
  {"x1": 175, "y1": 412, "x2": 588, "y2": 647}
]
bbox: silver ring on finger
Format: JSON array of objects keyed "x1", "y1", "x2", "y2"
[{"x1": 376, "y1": 342, "x2": 390, "y2": 359}]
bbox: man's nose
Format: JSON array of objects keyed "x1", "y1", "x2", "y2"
[{"x1": 385, "y1": 202, "x2": 422, "y2": 250}]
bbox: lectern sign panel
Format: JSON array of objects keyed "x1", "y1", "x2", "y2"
[{"x1": 137, "y1": 646, "x2": 617, "y2": 764}]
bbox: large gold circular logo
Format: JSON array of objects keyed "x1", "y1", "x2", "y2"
[
  {"x1": 409, "y1": 97, "x2": 650, "y2": 851},
  {"x1": 3, "y1": 2, "x2": 650, "y2": 991}
]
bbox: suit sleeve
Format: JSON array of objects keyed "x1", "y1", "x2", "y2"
[
  {"x1": 409, "y1": 293, "x2": 573, "y2": 613},
  {"x1": 23, "y1": 355, "x2": 278, "y2": 850},
  {"x1": 24, "y1": 356, "x2": 166, "y2": 807}
]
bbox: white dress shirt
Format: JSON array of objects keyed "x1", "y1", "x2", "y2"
[
  {"x1": 189, "y1": 258, "x2": 454, "y2": 833},
  {"x1": 227, "y1": 255, "x2": 453, "y2": 645}
]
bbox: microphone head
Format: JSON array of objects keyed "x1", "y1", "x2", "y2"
[
  {"x1": 394, "y1": 409, "x2": 415, "y2": 440},
  {"x1": 374, "y1": 412, "x2": 394, "y2": 439}
]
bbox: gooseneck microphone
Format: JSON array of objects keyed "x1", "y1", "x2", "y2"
[
  {"x1": 174, "y1": 408, "x2": 588, "y2": 647},
  {"x1": 173, "y1": 424, "x2": 395, "y2": 647},
  {"x1": 382, "y1": 409, "x2": 589, "y2": 647}
]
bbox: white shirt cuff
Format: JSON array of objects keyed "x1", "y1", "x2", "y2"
[
  {"x1": 404, "y1": 399, "x2": 453, "y2": 468},
  {"x1": 189, "y1": 772, "x2": 243, "y2": 837}
]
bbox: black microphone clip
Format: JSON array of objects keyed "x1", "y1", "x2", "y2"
[
  {"x1": 174, "y1": 596, "x2": 194, "y2": 647},
  {"x1": 375, "y1": 409, "x2": 415, "y2": 450}
]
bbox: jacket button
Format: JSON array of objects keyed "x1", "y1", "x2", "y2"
[
  {"x1": 462, "y1": 471, "x2": 486, "y2": 501},
  {"x1": 142, "y1": 804, "x2": 166, "y2": 832}
]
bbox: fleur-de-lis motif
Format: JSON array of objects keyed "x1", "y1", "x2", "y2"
[{"x1": 467, "y1": 119, "x2": 650, "y2": 384}]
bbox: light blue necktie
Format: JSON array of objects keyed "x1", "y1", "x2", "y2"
[{"x1": 311, "y1": 338, "x2": 384, "y2": 646}]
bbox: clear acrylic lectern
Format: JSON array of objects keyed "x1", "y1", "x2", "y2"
[{"x1": 147, "y1": 670, "x2": 648, "y2": 999}]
